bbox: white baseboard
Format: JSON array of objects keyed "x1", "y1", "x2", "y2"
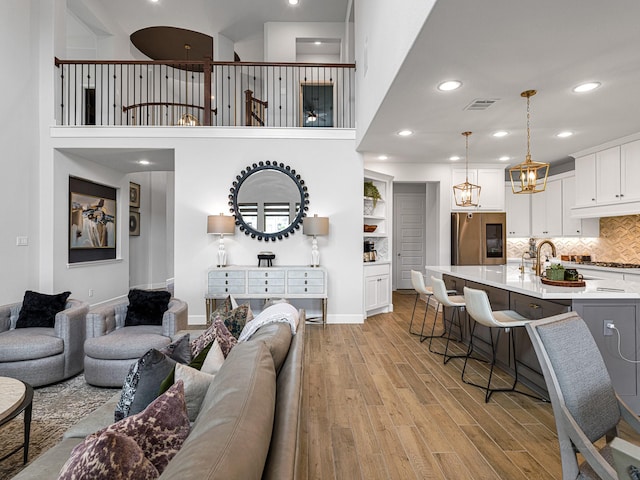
[{"x1": 326, "y1": 314, "x2": 364, "y2": 324}]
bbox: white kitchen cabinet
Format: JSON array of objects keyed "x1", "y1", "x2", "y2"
[
  {"x1": 504, "y1": 184, "x2": 531, "y2": 237},
  {"x1": 531, "y1": 178, "x2": 562, "y2": 237},
  {"x1": 562, "y1": 175, "x2": 599, "y2": 237},
  {"x1": 573, "y1": 137, "x2": 640, "y2": 218},
  {"x1": 451, "y1": 168, "x2": 505, "y2": 211},
  {"x1": 621, "y1": 140, "x2": 640, "y2": 203},
  {"x1": 596, "y1": 146, "x2": 622, "y2": 204},
  {"x1": 364, "y1": 263, "x2": 391, "y2": 316},
  {"x1": 574, "y1": 153, "x2": 597, "y2": 207}
]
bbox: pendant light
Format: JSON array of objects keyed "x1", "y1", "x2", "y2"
[
  {"x1": 509, "y1": 90, "x2": 549, "y2": 194},
  {"x1": 177, "y1": 44, "x2": 200, "y2": 126},
  {"x1": 453, "y1": 131, "x2": 481, "y2": 207}
]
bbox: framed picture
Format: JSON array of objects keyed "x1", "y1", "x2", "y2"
[
  {"x1": 130, "y1": 182, "x2": 141, "y2": 209},
  {"x1": 129, "y1": 210, "x2": 140, "y2": 236},
  {"x1": 69, "y1": 176, "x2": 117, "y2": 263}
]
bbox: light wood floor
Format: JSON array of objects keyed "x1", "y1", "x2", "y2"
[{"x1": 298, "y1": 290, "x2": 564, "y2": 480}]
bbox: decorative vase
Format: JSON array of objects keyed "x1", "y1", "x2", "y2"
[{"x1": 364, "y1": 197, "x2": 374, "y2": 215}]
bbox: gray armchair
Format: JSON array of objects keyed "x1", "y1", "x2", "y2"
[
  {"x1": 83, "y1": 297, "x2": 188, "y2": 387},
  {"x1": 0, "y1": 299, "x2": 89, "y2": 387},
  {"x1": 526, "y1": 312, "x2": 640, "y2": 479}
]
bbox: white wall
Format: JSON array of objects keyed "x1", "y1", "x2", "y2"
[
  {"x1": 53, "y1": 150, "x2": 130, "y2": 304},
  {"x1": 173, "y1": 131, "x2": 363, "y2": 325},
  {"x1": 265, "y1": 22, "x2": 353, "y2": 62},
  {"x1": 129, "y1": 171, "x2": 175, "y2": 290},
  {"x1": 0, "y1": 1, "x2": 40, "y2": 304},
  {"x1": 354, "y1": 0, "x2": 436, "y2": 145},
  {"x1": 365, "y1": 162, "x2": 452, "y2": 266},
  {"x1": 50, "y1": 128, "x2": 363, "y2": 323}
]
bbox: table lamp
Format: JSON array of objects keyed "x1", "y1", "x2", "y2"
[
  {"x1": 207, "y1": 214, "x2": 236, "y2": 267},
  {"x1": 303, "y1": 214, "x2": 329, "y2": 267}
]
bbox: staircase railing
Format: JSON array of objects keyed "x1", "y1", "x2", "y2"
[
  {"x1": 54, "y1": 58, "x2": 355, "y2": 128},
  {"x1": 244, "y1": 90, "x2": 268, "y2": 126}
]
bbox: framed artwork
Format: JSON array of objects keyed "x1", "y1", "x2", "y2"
[
  {"x1": 129, "y1": 210, "x2": 140, "y2": 236},
  {"x1": 129, "y1": 182, "x2": 141, "y2": 208},
  {"x1": 69, "y1": 176, "x2": 117, "y2": 263}
]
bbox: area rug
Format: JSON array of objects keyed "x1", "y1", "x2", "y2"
[{"x1": 0, "y1": 374, "x2": 117, "y2": 479}]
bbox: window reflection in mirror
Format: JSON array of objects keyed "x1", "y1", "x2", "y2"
[{"x1": 237, "y1": 170, "x2": 300, "y2": 233}]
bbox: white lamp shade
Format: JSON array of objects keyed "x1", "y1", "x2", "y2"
[
  {"x1": 303, "y1": 214, "x2": 329, "y2": 236},
  {"x1": 207, "y1": 214, "x2": 236, "y2": 235}
]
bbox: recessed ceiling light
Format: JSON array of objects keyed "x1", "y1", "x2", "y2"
[
  {"x1": 397, "y1": 129, "x2": 413, "y2": 137},
  {"x1": 437, "y1": 80, "x2": 462, "y2": 91},
  {"x1": 149, "y1": 0, "x2": 159, "y2": 3},
  {"x1": 499, "y1": 156, "x2": 510, "y2": 161},
  {"x1": 556, "y1": 131, "x2": 573, "y2": 138},
  {"x1": 573, "y1": 82, "x2": 601, "y2": 93},
  {"x1": 449, "y1": 155, "x2": 461, "y2": 161},
  {"x1": 493, "y1": 131, "x2": 509, "y2": 137},
  {"x1": 138, "y1": 160, "x2": 150, "y2": 165},
  {"x1": 314, "y1": 41, "x2": 322, "y2": 45},
  {"x1": 377, "y1": 155, "x2": 388, "y2": 160},
  {"x1": 288, "y1": 0, "x2": 299, "y2": 4}
]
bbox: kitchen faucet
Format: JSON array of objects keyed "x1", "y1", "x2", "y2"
[{"x1": 535, "y1": 239, "x2": 557, "y2": 276}]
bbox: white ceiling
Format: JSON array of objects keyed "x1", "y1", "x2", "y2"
[
  {"x1": 359, "y1": 0, "x2": 640, "y2": 167},
  {"x1": 60, "y1": 148, "x2": 174, "y2": 173}
]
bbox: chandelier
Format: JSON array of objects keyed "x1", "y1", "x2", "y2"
[
  {"x1": 509, "y1": 90, "x2": 549, "y2": 194},
  {"x1": 453, "y1": 131, "x2": 481, "y2": 207}
]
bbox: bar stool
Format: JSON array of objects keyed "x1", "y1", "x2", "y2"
[
  {"x1": 409, "y1": 270, "x2": 438, "y2": 337},
  {"x1": 426, "y1": 276, "x2": 467, "y2": 364},
  {"x1": 462, "y1": 286, "x2": 538, "y2": 402}
]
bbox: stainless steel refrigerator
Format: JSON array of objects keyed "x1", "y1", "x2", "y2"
[{"x1": 451, "y1": 212, "x2": 507, "y2": 265}]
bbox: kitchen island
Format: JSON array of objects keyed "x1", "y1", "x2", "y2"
[{"x1": 426, "y1": 264, "x2": 640, "y2": 412}]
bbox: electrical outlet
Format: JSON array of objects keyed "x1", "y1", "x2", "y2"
[
  {"x1": 603, "y1": 320, "x2": 614, "y2": 336},
  {"x1": 88, "y1": 289, "x2": 94, "y2": 297}
]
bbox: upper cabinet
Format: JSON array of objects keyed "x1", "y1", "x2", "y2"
[
  {"x1": 573, "y1": 137, "x2": 640, "y2": 218},
  {"x1": 531, "y1": 178, "x2": 563, "y2": 237},
  {"x1": 504, "y1": 184, "x2": 531, "y2": 237},
  {"x1": 451, "y1": 167, "x2": 505, "y2": 211}
]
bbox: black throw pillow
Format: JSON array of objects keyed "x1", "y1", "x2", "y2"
[
  {"x1": 16, "y1": 290, "x2": 71, "y2": 329},
  {"x1": 124, "y1": 289, "x2": 171, "y2": 327}
]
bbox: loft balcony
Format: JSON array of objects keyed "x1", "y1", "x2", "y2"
[{"x1": 54, "y1": 58, "x2": 355, "y2": 128}]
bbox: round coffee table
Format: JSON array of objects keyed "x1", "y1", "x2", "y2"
[{"x1": 0, "y1": 377, "x2": 33, "y2": 464}]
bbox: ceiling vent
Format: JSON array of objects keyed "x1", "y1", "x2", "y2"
[{"x1": 464, "y1": 98, "x2": 499, "y2": 111}]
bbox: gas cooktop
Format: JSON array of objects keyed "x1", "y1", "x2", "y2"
[{"x1": 581, "y1": 261, "x2": 640, "y2": 269}]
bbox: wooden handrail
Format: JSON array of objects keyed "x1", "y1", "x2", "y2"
[
  {"x1": 122, "y1": 101, "x2": 217, "y2": 115},
  {"x1": 244, "y1": 90, "x2": 268, "y2": 127},
  {"x1": 55, "y1": 56, "x2": 355, "y2": 69}
]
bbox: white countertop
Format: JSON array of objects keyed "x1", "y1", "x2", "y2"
[{"x1": 426, "y1": 264, "x2": 640, "y2": 300}]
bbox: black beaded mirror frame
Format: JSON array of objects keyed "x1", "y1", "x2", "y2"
[{"x1": 228, "y1": 161, "x2": 309, "y2": 241}]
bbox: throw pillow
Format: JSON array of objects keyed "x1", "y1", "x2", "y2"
[
  {"x1": 158, "y1": 340, "x2": 214, "y2": 396},
  {"x1": 217, "y1": 303, "x2": 253, "y2": 339},
  {"x1": 124, "y1": 289, "x2": 171, "y2": 327},
  {"x1": 159, "y1": 333, "x2": 191, "y2": 364},
  {"x1": 174, "y1": 363, "x2": 215, "y2": 421},
  {"x1": 200, "y1": 339, "x2": 225, "y2": 375},
  {"x1": 15, "y1": 290, "x2": 71, "y2": 329},
  {"x1": 213, "y1": 317, "x2": 238, "y2": 357},
  {"x1": 59, "y1": 430, "x2": 159, "y2": 480},
  {"x1": 190, "y1": 323, "x2": 217, "y2": 359},
  {"x1": 114, "y1": 349, "x2": 176, "y2": 422},
  {"x1": 63, "y1": 381, "x2": 189, "y2": 479}
]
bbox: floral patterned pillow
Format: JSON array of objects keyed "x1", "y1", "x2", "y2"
[
  {"x1": 61, "y1": 381, "x2": 190, "y2": 478},
  {"x1": 214, "y1": 303, "x2": 253, "y2": 339},
  {"x1": 213, "y1": 317, "x2": 238, "y2": 357}
]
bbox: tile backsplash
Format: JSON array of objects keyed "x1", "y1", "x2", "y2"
[{"x1": 507, "y1": 214, "x2": 640, "y2": 263}]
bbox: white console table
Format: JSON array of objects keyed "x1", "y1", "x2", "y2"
[{"x1": 206, "y1": 266, "x2": 327, "y2": 326}]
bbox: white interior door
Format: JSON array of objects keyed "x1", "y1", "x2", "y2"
[{"x1": 394, "y1": 192, "x2": 426, "y2": 290}]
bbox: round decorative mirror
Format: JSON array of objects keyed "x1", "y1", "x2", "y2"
[{"x1": 228, "y1": 161, "x2": 309, "y2": 241}]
